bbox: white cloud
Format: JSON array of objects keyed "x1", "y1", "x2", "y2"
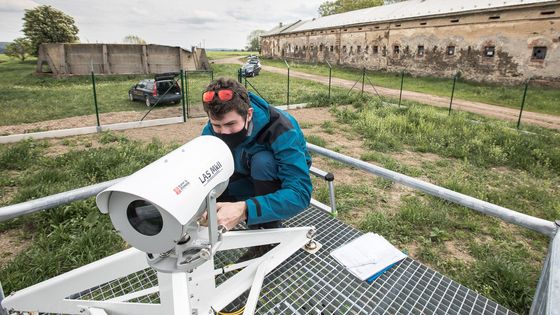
[
  {"x1": 0, "y1": 0, "x2": 325, "y2": 49},
  {"x1": 0, "y1": 0, "x2": 38, "y2": 12}
]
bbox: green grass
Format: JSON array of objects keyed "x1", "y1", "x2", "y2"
[
  {"x1": 261, "y1": 58, "x2": 560, "y2": 116},
  {"x1": 315, "y1": 103, "x2": 558, "y2": 313},
  {"x1": 1, "y1": 107, "x2": 558, "y2": 313},
  {"x1": 0, "y1": 59, "x2": 354, "y2": 125}
]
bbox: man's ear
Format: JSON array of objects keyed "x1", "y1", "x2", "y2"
[{"x1": 246, "y1": 107, "x2": 254, "y2": 122}]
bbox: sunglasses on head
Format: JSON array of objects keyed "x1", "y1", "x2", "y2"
[{"x1": 202, "y1": 89, "x2": 235, "y2": 103}]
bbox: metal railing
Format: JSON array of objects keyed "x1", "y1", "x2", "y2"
[{"x1": 0, "y1": 144, "x2": 557, "y2": 314}]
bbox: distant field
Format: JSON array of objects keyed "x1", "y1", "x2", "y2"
[{"x1": 206, "y1": 50, "x2": 258, "y2": 60}]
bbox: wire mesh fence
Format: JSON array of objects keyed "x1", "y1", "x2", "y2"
[{"x1": 1, "y1": 55, "x2": 558, "y2": 138}]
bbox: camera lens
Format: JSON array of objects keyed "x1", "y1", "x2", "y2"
[{"x1": 127, "y1": 200, "x2": 163, "y2": 236}]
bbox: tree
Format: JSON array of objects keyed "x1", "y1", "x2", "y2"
[
  {"x1": 22, "y1": 5, "x2": 79, "y2": 55},
  {"x1": 318, "y1": 0, "x2": 384, "y2": 16},
  {"x1": 4, "y1": 38, "x2": 32, "y2": 61},
  {"x1": 246, "y1": 30, "x2": 265, "y2": 52},
  {"x1": 123, "y1": 35, "x2": 147, "y2": 44}
]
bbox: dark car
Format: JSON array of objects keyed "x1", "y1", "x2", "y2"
[
  {"x1": 128, "y1": 73, "x2": 182, "y2": 106},
  {"x1": 240, "y1": 56, "x2": 262, "y2": 77}
]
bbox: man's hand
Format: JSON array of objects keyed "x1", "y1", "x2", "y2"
[{"x1": 216, "y1": 201, "x2": 247, "y2": 230}]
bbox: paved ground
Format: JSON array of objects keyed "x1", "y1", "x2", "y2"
[{"x1": 215, "y1": 57, "x2": 560, "y2": 130}]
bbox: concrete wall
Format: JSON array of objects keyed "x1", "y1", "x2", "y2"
[
  {"x1": 37, "y1": 44, "x2": 210, "y2": 76},
  {"x1": 261, "y1": 3, "x2": 560, "y2": 86}
]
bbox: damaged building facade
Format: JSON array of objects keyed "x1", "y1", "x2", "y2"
[{"x1": 261, "y1": 0, "x2": 560, "y2": 86}]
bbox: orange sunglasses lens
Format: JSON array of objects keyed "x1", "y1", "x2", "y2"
[{"x1": 202, "y1": 89, "x2": 235, "y2": 103}]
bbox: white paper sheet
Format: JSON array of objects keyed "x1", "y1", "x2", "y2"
[{"x1": 330, "y1": 232, "x2": 407, "y2": 281}]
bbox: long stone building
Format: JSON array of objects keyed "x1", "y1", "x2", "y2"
[
  {"x1": 261, "y1": 0, "x2": 560, "y2": 86},
  {"x1": 36, "y1": 43, "x2": 210, "y2": 76}
]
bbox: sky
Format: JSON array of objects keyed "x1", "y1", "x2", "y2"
[{"x1": 0, "y1": 0, "x2": 325, "y2": 49}]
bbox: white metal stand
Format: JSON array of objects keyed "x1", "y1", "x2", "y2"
[{"x1": 2, "y1": 227, "x2": 314, "y2": 315}]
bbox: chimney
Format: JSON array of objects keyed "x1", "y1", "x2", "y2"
[{"x1": 279, "y1": 22, "x2": 283, "y2": 27}]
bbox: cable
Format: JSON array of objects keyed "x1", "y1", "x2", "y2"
[{"x1": 217, "y1": 306, "x2": 246, "y2": 315}]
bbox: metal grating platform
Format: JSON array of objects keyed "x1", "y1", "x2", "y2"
[{"x1": 71, "y1": 206, "x2": 516, "y2": 314}]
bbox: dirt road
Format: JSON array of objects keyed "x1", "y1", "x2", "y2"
[{"x1": 215, "y1": 57, "x2": 560, "y2": 129}]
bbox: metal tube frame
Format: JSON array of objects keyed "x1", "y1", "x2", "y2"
[{"x1": 309, "y1": 166, "x2": 337, "y2": 217}]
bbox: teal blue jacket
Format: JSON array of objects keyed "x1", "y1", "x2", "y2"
[{"x1": 202, "y1": 92, "x2": 312, "y2": 225}]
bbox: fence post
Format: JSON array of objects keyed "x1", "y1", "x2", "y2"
[
  {"x1": 185, "y1": 71, "x2": 190, "y2": 118},
  {"x1": 326, "y1": 60, "x2": 332, "y2": 100},
  {"x1": 91, "y1": 71, "x2": 100, "y2": 128},
  {"x1": 517, "y1": 78, "x2": 530, "y2": 129},
  {"x1": 284, "y1": 59, "x2": 290, "y2": 106},
  {"x1": 238, "y1": 68, "x2": 242, "y2": 83},
  {"x1": 180, "y1": 69, "x2": 186, "y2": 122},
  {"x1": 449, "y1": 73, "x2": 457, "y2": 115},
  {"x1": 399, "y1": 70, "x2": 404, "y2": 107},
  {"x1": 211, "y1": 70, "x2": 214, "y2": 81},
  {"x1": 361, "y1": 67, "x2": 365, "y2": 96}
]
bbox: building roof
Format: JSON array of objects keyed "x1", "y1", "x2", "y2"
[
  {"x1": 262, "y1": 20, "x2": 306, "y2": 36},
  {"x1": 263, "y1": 0, "x2": 558, "y2": 36}
]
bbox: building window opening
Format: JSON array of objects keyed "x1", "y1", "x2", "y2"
[
  {"x1": 350, "y1": 46, "x2": 354, "y2": 53},
  {"x1": 489, "y1": 15, "x2": 500, "y2": 20},
  {"x1": 374, "y1": 26, "x2": 380, "y2": 29},
  {"x1": 320, "y1": 44, "x2": 324, "y2": 52},
  {"x1": 366, "y1": 45, "x2": 369, "y2": 53},
  {"x1": 484, "y1": 46, "x2": 495, "y2": 57},
  {"x1": 541, "y1": 10, "x2": 555, "y2": 15},
  {"x1": 394, "y1": 45, "x2": 400, "y2": 54},
  {"x1": 330, "y1": 45, "x2": 334, "y2": 52},
  {"x1": 417, "y1": 45, "x2": 424, "y2": 56},
  {"x1": 343, "y1": 28, "x2": 348, "y2": 32},
  {"x1": 532, "y1": 46, "x2": 547, "y2": 60},
  {"x1": 358, "y1": 27, "x2": 363, "y2": 30},
  {"x1": 342, "y1": 45, "x2": 347, "y2": 53},
  {"x1": 382, "y1": 46, "x2": 387, "y2": 56},
  {"x1": 331, "y1": 30, "x2": 335, "y2": 33},
  {"x1": 420, "y1": 22, "x2": 427, "y2": 25},
  {"x1": 395, "y1": 23, "x2": 401, "y2": 27},
  {"x1": 450, "y1": 18, "x2": 459, "y2": 23},
  {"x1": 373, "y1": 45, "x2": 379, "y2": 54},
  {"x1": 447, "y1": 46, "x2": 455, "y2": 55},
  {"x1": 357, "y1": 45, "x2": 362, "y2": 53}
]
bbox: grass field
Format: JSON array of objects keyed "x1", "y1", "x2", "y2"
[
  {"x1": 261, "y1": 58, "x2": 560, "y2": 116},
  {"x1": 206, "y1": 50, "x2": 258, "y2": 60},
  {"x1": 1, "y1": 101, "x2": 559, "y2": 313},
  {"x1": 1, "y1": 54, "x2": 558, "y2": 128},
  {"x1": 0, "y1": 55, "x2": 350, "y2": 126}
]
